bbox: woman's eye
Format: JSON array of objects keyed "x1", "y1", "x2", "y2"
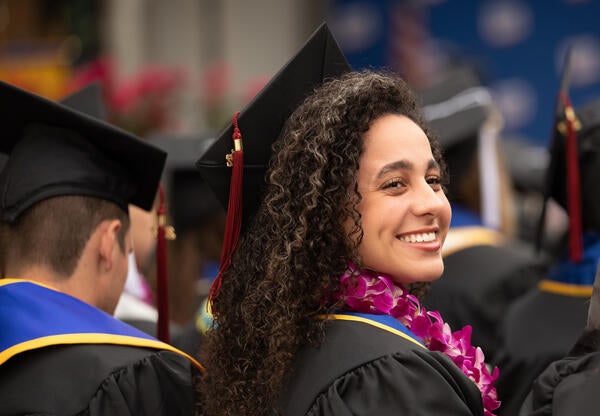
[
  {"x1": 427, "y1": 176, "x2": 442, "y2": 191},
  {"x1": 382, "y1": 179, "x2": 405, "y2": 190}
]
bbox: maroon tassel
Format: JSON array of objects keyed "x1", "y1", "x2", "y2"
[
  {"x1": 209, "y1": 112, "x2": 244, "y2": 304},
  {"x1": 156, "y1": 184, "x2": 170, "y2": 342},
  {"x1": 559, "y1": 92, "x2": 583, "y2": 263}
]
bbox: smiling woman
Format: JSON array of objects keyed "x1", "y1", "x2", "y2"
[
  {"x1": 352, "y1": 113, "x2": 451, "y2": 285},
  {"x1": 196, "y1": 24, "x2": 498, "y2": 416}
]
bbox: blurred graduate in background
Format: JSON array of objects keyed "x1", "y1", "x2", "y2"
[
  {"x1": 495, "y1": 52, "x2": 600, "y2": 415},
  {"x1": 418, "y1": 66, "x2": 549, "y2": 360},
  {"x1": 520, "y1": 264, "x2": 600, "y2": 416}
]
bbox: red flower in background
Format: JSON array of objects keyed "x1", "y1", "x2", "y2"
[
  {"x1": 68, "y1": 56, "x2": 115, "y2": 95},
  {"x1": 68, "y1": 57, "x2": 187, "y2": 137},
  {"x1": 69, "y1": 57, "x2": 279, "y2": 136}
]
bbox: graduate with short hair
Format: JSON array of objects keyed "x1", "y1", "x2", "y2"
[{"x1": 0, "y1": 82, "x2": 203, "y2": 416}]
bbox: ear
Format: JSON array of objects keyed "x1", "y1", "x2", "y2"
[{"x1": 98, "y1": 219, "x2": 122, "y2": 271}]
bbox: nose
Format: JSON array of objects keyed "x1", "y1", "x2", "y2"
[{"x1": 411, "y1": 181, "x2": 448, "y2": 217}]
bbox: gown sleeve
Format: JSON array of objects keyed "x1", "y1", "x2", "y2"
[
  {"x1": 519, "y1": 329, "x2": 600, "y2": 416},
  {"x1": 86, "y1": 350, "x2": 198, "y2": 416},
  {"x1": 307, "y1": 348, "x2": 483, "y2": 416},
  {"x1": 0, "y1": 343, "x2": 199, "y2": 416}
]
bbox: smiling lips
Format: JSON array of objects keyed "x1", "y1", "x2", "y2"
[
  {"x1": 396, "y1": 230, "x2": 442, "y2": 252},
  {"x1": 397, "y1": 231, "x2": 436, "y2": 243}
]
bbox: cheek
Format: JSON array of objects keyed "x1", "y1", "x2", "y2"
[
  {"x1": 359, "y1": 199, "x2": 406, "y2": 243},
  {"x1": 361, "y1": 194, "x2": 395, "y2": 218}
]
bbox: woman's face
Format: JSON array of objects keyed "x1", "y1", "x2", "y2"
[{"x1": 351, "y1": 114, "x2": 451, "y2": 285}]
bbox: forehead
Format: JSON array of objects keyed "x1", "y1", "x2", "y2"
[{"x1": 360, "y1": 114, "x2": 434, "y2": 167}]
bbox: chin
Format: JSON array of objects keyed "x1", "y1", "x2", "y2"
[
  {"x1": 421, "y1": 265, "x2": 444, "y2": 282},
  {"x1": 388, "y1": 265, "x2": 444, "y2": 286}
]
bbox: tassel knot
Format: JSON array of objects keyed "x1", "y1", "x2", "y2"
[
  {"x1": 209, "y1": 112, "x2": 245, "y2": 304},
  {"x1": 232, "y1": 111, "x2": 242, "y2": 140}
]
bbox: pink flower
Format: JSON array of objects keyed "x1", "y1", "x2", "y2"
[
  {"x1": 69, "y1": 58, "x2": 187, "y2": 136},
  {"x1": 335, "y1": 265, "x2": 501, "y2": 415}
]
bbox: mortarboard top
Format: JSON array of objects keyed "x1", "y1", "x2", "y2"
[
  {"x1": 417, "y1": 66, "x2": 494, "y2": 204},
  {"x1": 149, "y1": 135, "x2": 223, "y2": 232},
  {"x1": 0, "y1": 80, "x2": 166, "y2": 223},
  {"x1": 418, "y1": 66, "x2": 492, "y2": 150},
  {"x1": 0, "y1": 83, "x2": 104, "y2": 178},
  {"x1": 59, "y1": 82, "x2": 107, "y2": 120},
  {"x1": 195, "y1": 22, "x2": 351, "y2": 226}
]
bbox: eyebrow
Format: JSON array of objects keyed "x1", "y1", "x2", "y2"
[{"x1": 375, "y1": 159, "x2": 439, "y2": 180}]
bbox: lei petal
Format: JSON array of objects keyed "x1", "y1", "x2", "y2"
[{"x1": 335, "y1": 266, "x2": 500, "y2": 415}]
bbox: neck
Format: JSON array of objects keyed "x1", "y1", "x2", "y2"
[
  {"x1": 9, "y1": 264, "x2": 108, "y2": 313},
  {"x1": 7, "y1": 264, "x2": 66, "y2": 287}
]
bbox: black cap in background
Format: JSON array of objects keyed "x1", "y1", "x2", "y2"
[
  {"x1": 418, "y1": 66, "x2": 490, "y2": 150},
  {"x1": 149, "y1": 135, "x2": 224, "y2": 232},
  {"x1": 535, "y1": 47, "x2": 585, "y2": 258},
  {"x1": 0, "y1": 80, "x2": 166, "y2": 223},
  {"x1": 195, "y1": 22, "x2": 351, "y2": 226},
  {"x1": 548, "y1": 97, "x2": 600, "y2": 231},
  {"x1": 417, "y1": 66, "x2": 493, "y2": 201}
]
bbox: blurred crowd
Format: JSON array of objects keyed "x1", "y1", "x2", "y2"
[{"x1": 1, "y1": 1, "x2": 600, "y2": 415}]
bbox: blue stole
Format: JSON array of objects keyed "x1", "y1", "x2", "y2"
[
  {"x1": 450, "y1": 204, "x2": 483, "y2": 228},
  {"x1": 443, "y1": 204, "x2": 503, "y2": 257},
  {"x1": 326, "y1": 310, "x2": 426, "y2": 348},
  {"x1": 0, "y1": 279, "x2": 203, "y2": 370},
  {"x1": 538, "y1": 233, "x2": 600, "y2": 297}
]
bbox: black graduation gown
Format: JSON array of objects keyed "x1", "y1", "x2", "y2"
[
  {"x1": 493, "y1": 285, "x2": 590, "y2": 416},
  {"x1": 0, "y1": 279, "x2": 203, "y2": 416},
  {"x1": 519, "y1": 329, "x2": 600, "y2": 416},
  {"x1": 279, "y1": 312, "x2": 484, "y2": 416},
  {"x1": 0, "y1": 344, "x2": 198, "y2": 416},
  {"x1": 424, "y1": 227, "x2": 547, "y2": 359}
]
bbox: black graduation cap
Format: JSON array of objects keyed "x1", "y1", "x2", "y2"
[
  {"x1": 0, "y1": 83, "x2": 103, "y2": 182},
  {"x1": 417, "y1": 66, "x2": 504, "y2": 230},
  {"x1": 59, "y1": 82, "x2": 107, "y2": 120},
  {"x1": 418, "y1": 66, "x2": 490, "y2": 150},
  {"x1": 149, "y1": 135, "x2": 224, "y2": 232},
  {"x1": 417, "y1": 66, "x2": 493, "y2": 197},
  {"x1": 547, "y1": 97, "x2": 600, "y2": 231},
  {"x1": 195, "y1": 22, "x2": 351, "y2": 225},
  {"x1": 535, "y1": 47, "x2": 591, "y2": 261},
  {"x1": 195, "y1": 22, "x2": 351, "y2": 300},
  {"x1": 0, "y1": 80, "x2": 166, "y2": 223}
]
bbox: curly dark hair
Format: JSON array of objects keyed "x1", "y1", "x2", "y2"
[{"x1": 198, "y1": 70, "x2": 447, "y2": 416}]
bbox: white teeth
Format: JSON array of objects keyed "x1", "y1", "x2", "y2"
[{"x1": 399, "y1": 232, "x2": 436, "y2": 243}]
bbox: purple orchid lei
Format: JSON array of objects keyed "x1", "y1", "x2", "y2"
[{"x1": 336, "y1": 266, "x2": 500, "y2": 416}]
